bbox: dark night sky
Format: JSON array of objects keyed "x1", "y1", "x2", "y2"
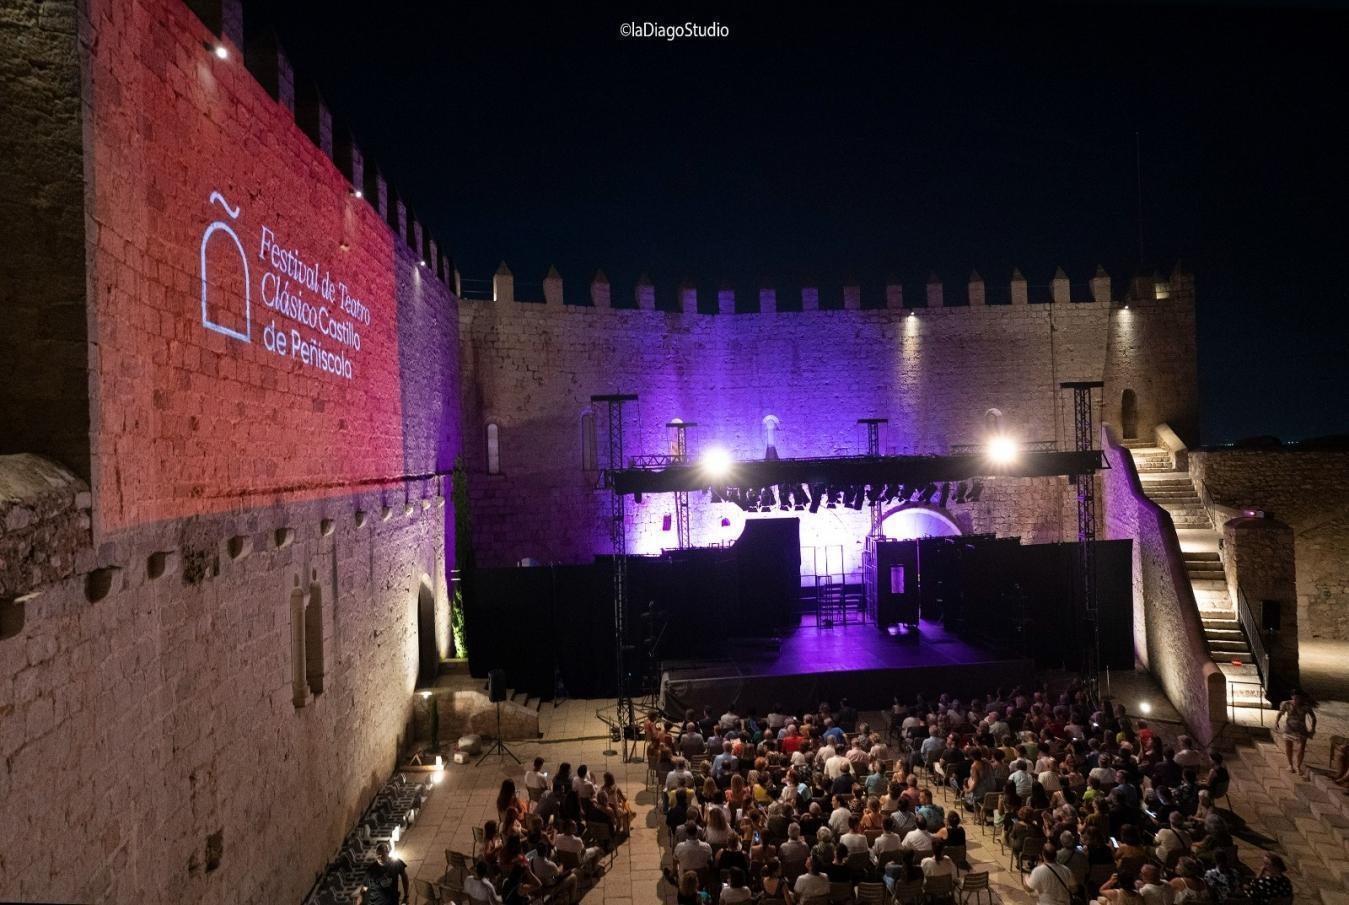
[{"x1": 251, "y1": 1, "x2": 1349, "y2": 445}]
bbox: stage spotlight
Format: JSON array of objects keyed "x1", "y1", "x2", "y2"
[
  {"x1": 1139, "y1": 701, "x2": 1152, "y2": 715},
  {"x1": 808, "y1": 485, "x2": 823, "y2": 513},
  {"x1": 795, "y1": 484, "x2": 809, "y2": 510},
  {"x1": 825, "y1": 486, "x2": 838, "y2": 509},
  {"x1": 894, "y1": 484, "x2": 908, "y2": 502},
  {"x1": 700, "y1": 446, "x2": 733, "y2": 480},
  {"x1": 762, "y1": 486, "x2": 778, "y2": 509},
  {"x1": 865, "y1": 484, "x2": 878, "y2": 504},
  {"x1": 968, "y1": 479, "x2": 984, "y2": 502},
  {"x1": 938, "y1": 482, "x2": 950, "y2": 506},
  {"x1": 986, "y1": 435, "x2": 1018, "y2": 466},
  {"x1": 908, "y1": 484, "x2": 922, "y2": 501},
  {"x1": 921, "y1": 483, "x2": 938, "y2": 503},
  {"x1": 953, "y1": 481, "x2": 968, "y2": 503}
]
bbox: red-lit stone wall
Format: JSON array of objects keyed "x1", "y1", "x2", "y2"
[{"x1": 86, "y1": 0, "x2": 406, "y2": 536}]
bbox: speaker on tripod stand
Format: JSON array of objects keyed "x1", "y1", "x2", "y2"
[{"x1": 477, "y1": 668, "x2": 521, "y2": 766}]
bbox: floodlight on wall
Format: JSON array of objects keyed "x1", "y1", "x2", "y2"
[
  {"x1": 700, "y1": 446, "x2": 733, "y2": 480},
  {"x1": 351, "y1": 188, "x2": 363, "y2": 198},
  {"x1": 207, "y1": 42, "x2": 228, "y2": 59},
  {"x1": 986, "y1": 435, "x2": 1018, "y2": 466}
]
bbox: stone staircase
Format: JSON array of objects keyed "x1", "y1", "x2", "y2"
[
  {"x1": 1123, "y1": 442, "x2": 1265, "y2": 709},
  {"x1": 1216, "y1": 727, "x2": 1349, "y2": 902}
]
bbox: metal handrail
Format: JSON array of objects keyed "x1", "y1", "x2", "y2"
[{"x1": 1235, "y1": 584, "x2": 1270, "y2": 701}]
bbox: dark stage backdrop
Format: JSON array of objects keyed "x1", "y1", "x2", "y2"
[
  {"x1": 465, "y1": 518, "x2": 801, "y2": 699},
  {"x1": 922, "y1": 537, "x2": 1134, "y2": 670}
]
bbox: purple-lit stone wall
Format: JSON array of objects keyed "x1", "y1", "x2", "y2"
[{"x1": 459, "y1": 275, "x2": 1196, "y2": 569}]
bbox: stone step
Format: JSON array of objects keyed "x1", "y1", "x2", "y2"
[
  {"x1": 1209, "y1": 640, "x2": 1252, "y2": 655},
  {"x1": 1205, "y1": 627, "x2": 1245, "y2": 640},
  {"x1": 1184, "y1": 551, "x2": 1222, "y2": 562},
  {"x1": 1188, "y1": 569, "x2": 1227, "y2": 581},
  {"x1": 1190, "y1": 577, "x2": 1228, "y2": 590}
]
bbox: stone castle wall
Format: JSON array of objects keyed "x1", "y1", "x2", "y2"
[
  {"x1": 1190, "y1": 449, "x2": 1349, "y2": 641},
  {"x1": 0, "y1": 1, "x2": 460, "y2": 902},
  {"x1": 1101, "y1": 426, "x2": 1225, "y2": 744},
  {"x1": 459, "y1": 269, "x2": 1196, "y2": 569}
]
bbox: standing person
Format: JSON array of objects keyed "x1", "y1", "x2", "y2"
[
  {"x1": 363, "y1": 842, "x2": 410, "y2": 905},
  {"x1": 1023, "y1": 843, "x2": 1073, "y2": 905},
  {"x1": 1273, "y1": 689, "x2": 1317, "y2": 776}
]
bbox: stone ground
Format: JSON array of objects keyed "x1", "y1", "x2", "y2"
[{"x1": 393, "y1": 655, "x2": 1349, "y2": 905}]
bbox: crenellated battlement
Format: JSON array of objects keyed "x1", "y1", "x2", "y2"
[
  {"x1": 460, "y1": 262, "x2": 1192, "y2": 314},
  {"x1": 186, "y1": 0, "x2": 455, "y2": 289}
]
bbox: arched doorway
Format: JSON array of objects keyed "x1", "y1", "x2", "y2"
[
  {"x1": 879, "y1": 504, "x2": 963, "y2": 540},
  {"x1": 417, "y1": 579, "x2": 438, "y2": 687},
  {"x1": 1121, "y1": 389, "x2": 1139, "y2": 440}
]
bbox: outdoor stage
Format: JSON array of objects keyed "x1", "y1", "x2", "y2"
[{"x1": 659, "y1": 614, "x2": 1034, "y2": 716}]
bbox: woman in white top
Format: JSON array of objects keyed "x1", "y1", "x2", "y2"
[{"x1": 921, "y1": 840, "x2": 958, "y2": 878}]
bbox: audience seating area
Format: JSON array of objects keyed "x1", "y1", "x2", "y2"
[{"x1": 639, "y1": 686, "x2": 1296, "y2": 905}]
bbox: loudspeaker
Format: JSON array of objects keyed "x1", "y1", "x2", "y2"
[
  {"x1": 488, "y1": 668, "x2": 507, "y2": 702},
  {"x1": 1261, "y1": 600, "x2": 1282, "y2": 632}
]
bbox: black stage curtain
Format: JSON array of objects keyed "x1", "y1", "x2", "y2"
[{"x1": 466, "y1": 519, "x2": 802, "y2": 699}]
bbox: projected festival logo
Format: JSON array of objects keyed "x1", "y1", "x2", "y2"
[{"x1": 199, "y1": 190, "x2": 368, "y2": 380}]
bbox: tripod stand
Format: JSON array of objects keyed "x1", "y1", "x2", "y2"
[{"x1": 476, "y1": 701, "x2": 521, "y2": 766}]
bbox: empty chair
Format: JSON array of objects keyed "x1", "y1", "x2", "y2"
[
  {"x1": 829, "y1": 880, "x2": 853, "y2": 904},
  {"x1": 890, "y1": 878, "x2": 926, "y2": 905},
  {"x1": 413, "y1": 878, "x2": 442, "y2": 905},
  {"x1": 925, "y1": 873, "x2": 956, "y2": 904},
  {"x1": 957, "y1": 871, "x2": 992, "y2": 905},
  {"x1": 945, "y1": 843, "x2": 968, "y2": 876},
  {"x1": 855, "y1": 881, "x2": 886, "y2": 904},
  {"x1": 471, "y1": 824, "x2": 486, "y2": 858}
]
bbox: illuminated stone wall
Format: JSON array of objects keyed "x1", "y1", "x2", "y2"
[
  {"x1": 1191, "y1": 448, "x2": 1349, "y2": 641},
  {"x1": 0, "y1": 1, "x2": 459, "y2": 902},
  {"x1": 460, "y1": 270, "x2": 1196, "y2": 569}
]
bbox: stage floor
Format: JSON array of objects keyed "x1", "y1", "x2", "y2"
[
  {"x1": 660, "y1": 615, "x2": 1034, "y2": 712},
  {"x1": 762, "y1": 615, "x2": 1010, "y2": 676}
]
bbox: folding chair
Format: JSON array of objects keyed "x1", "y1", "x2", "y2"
[
  {"x1": 856, "y1": 881, "x2": 886, "y2": 904},
  {"x1": 945, "y1": 843, "x2": 968, "y2": 877},
  {"x1": 977, "y1": 793, "x2": 999, "y2": 833},
  {"x1": 957, "y1": 871, "x2": 992, "y2": 905},
  {"x1": 846, "y1": 849, "x2": 873, "y2": 880},
  {"x1": 414, "y1": 878, "x2": 443, "y2": 905},
  {"x1": 585, "y1": 820, "x2": 616, "y2": 861},
  {"x1": 925, "y1": 874, "x2": 956, "y2": 904},
  {"x1": 828, "y1": 880, "x2": 854, "y2": 904},
  {"x1": 445, "y1": 849, "x2": 470, "y2": 887},
  {"x1": 1014, "y1": 836, "x2": 1043, "y2": 876},
  {"x1": 890, "y1": 878, "x2": 926, "y2": 905},
  {"x1": 471, "y1": 824, "x2": 486, "y2": 858}
]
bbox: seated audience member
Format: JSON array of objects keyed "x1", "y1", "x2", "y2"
[
  {"x1": 872, "y1": 815, "x2": 904, "y2": 858},
  {"x1": 791, "y1": 856, "x2": 831, "y2": 903},
  {"x1": 463, "y1": 860, "x2": 504, "y2": 905},
  {"x1": 921, "y1": 839, "x2": 957, "y2": 880},
  {"x1": 1137, "y1": 863, "x2": 1175, "y2": 905},
  {"x1": 1244, "y1": 854, "x2": 1293, "y2": 905},
  {"x1": 839, "y1": 815, "x2": 869, "y2": 855},
  {"x1": 1023, "y1": 842, "x2": 1074, "y2": 905},
  {"x1": 902, "y1": 815, "x2": 935, "y2": 855}
]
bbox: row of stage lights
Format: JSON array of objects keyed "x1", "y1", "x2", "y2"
[
  {"x1": 697, "y1": 436, "x2": 1017, "y2": 513},
  {"x1": 709, "y1": 477, "x2": 986, "y2": 513}
]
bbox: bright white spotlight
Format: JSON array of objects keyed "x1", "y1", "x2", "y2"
[
  {"x1": 986, "y1": 435, "x2": 1018, "y2": 465},
  {"x1": 700, "y1": 446, "x2": 733, "y2": 480},
  {"x1": 1139, "y1": 701, "x2": 1152, "y2": 715},
  {"x1": 214, "y1": 44, "x2": 229, "y2": 60}
]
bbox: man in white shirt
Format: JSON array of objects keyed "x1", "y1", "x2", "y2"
[
  {"x1": 572, "y1": 764, "x2": 596, "y2": 800},
  {"x1": 463, "y1": 861, "x2": 504, "y2": 905},
  {"x1": 1173, "y1": 736, "x2": 1205, "y2": 770},
  {"x1": 778, "y1": 823, "x2": 809, "y2": 866},
  {"x1": 766, "y1": 704, "x2": 787, "y2": 731},
  {"x1": 792, "y1": 860, "x2": 831, "y2": 901},
  {"x1": 872, "y1": 816, "x2": 903, "y2": 858},
  {"x1": 1038, "y1": 760, "x2": 1062, "y2": 793},
  {"x1": 828, "y1": 796, "x2": 853, "y2": 837},
  {"x1": 1138, "y1": 863, "x2": 1175, "y2": 905},
  {"x1": 1023, "y1": 843, "x2": 1073, "y2": 905},
  {"x1": 664, "y1": 757, "x2": 695, "y2": 791},
  {"x1": 1088, "y1": 754, "x2": 1116, "y2": 786},
  {"x1": 719, "y1": 707, "x2": 741, "y2": 731},
  {"x1": 1008, "y1": 760, "x2": 1035, "y2": 799},
  {"x1": 673, "y1": 820, "x2": 713, "y2": 875},
  {"x1": 1153, "y1": 813, "x2": 1191, "y2": 866},
  {"x1": 839, "y1": 815, "x2": 870, "y2": 855},
  {"x1": 524, "y1": 757, "x2": 550, "y2": 799},
  {"x1": 901, "y1": 817, "x2": 935, "y2": 856},
  {"x1": 820, "y1": 744, "x2": 841, "y2": 782},
  {"x1": 554, "y1": 820, "x2": 602, "y2": 875}
]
